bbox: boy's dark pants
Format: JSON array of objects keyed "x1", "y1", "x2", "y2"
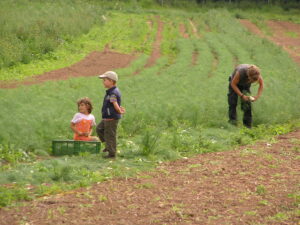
[
  {"x1": 228, "y1": 83, "x2": 252, "y2": 128},
  {"x1": 96, "y1": 119, "x2": 119, "y2": 157}
]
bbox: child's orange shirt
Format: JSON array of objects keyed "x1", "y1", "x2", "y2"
[{"x1": 71, "y1": 113, "x2": 96, "y2": 141}]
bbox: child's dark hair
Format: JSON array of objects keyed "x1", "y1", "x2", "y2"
[{"x1": 77, "y1": 97, "x2": 93, "y2": 113}]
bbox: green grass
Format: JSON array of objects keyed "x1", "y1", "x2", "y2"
[
  {"x1": 285, "y1": 31, "x2": 299, "y2": 38},
  {"x1": 0, "y1": 0, "x2": 105, "y2": 70},
  {"x1": 0, "y1": 6, "x2": 300, "y2": 207},
  {"x1": 0, "y1": 12, "x2": 154, "y2": 81}
]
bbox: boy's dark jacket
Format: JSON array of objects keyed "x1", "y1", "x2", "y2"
[{"x1": 102, "y1": 86, "x2": 121, "y2": 119}]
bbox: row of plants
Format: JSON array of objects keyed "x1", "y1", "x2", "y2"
[
  {"x1": 0, "y1": 11, "x2": 155, "y2": 81},
  {"x1": 1, "y1": 0, "x2": 300, "y2": 81}
]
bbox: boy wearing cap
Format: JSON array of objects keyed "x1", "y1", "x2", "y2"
[{"x1": 97, "y1": 71, "x2": 125, "y2": 158}]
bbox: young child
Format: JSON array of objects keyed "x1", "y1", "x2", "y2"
[
  {"x1": 228, "y1": 64, "x2": 264, "y2": 128},
  {"x1": 70, "y1": 97, "x2": 98, "y2": 141},
  {"x1": 96, "y1": 71, "x2": 125, "y2": 158}
]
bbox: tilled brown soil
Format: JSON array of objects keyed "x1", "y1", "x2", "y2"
[
  {"x1": 240, "y1": 19, "x2": 300, "y2": 65},
  {"x1": 0, "y1": 130, "x2": 299, "y2": 225},
  {"x1": 0, "y1": 48, "x2": 135, "y2": 89},
  {"x1": 144, "y1": 16, "x2": 164, "y2": 68},
  {"x1": 134, "y1": 16, "x2": 164, "y2": 75},
  {"x1": 179, "y1": 23, "x2": 189, "y2": 39},
  {"x1": 1, "y1": 16, "x2": 164, "y2": 87}
]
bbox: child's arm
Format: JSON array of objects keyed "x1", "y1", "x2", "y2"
[
  {"x1": 88, "y1": 127, "x2": 93, "y2": 137},
  {"x1": 70, "y1": 123, "x2": 84, "y2": 136},
  {"x1": 112, "y1": 102, "x2": 126, "y2": 114}
]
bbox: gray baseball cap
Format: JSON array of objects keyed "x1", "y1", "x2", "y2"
[{"x1": 98, "y1": 71, "x2": 118, "y2": 81}]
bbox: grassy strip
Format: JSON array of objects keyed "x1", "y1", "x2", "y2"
[{"x1": 0, "y1": 12, "x2": 154, "y2": 81}]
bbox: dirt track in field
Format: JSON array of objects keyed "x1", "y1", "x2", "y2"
[
  {"x1": 179, "y1": 23, "x2": 189, "y2": 39},
  {"x1": 0, "y1": 15, "x2": 166, "y2": 88},
  {"x1": 240, "y1": 19, "x2": 300, "y2": 65},
  {"x1": 133, "y1": 16, "x2": 164, "y2": 76},
  {"x1": 144, "y1": 16, "x2": 164, "y2": 68},
  {"x1": 0, "y1": 46, "x2": 135, "y2": 89},
  {"x1": 0, "y1": 130, "x2": 299, "y2": 225},
  {"x1": 0, "y1": 16, "x2": 165, "y2": 87}
]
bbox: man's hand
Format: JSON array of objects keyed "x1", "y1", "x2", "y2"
[
  {"x1": 241, "y1": 95, "x2": 249, "y2": 101},
  {"x1": 251, "y1": 96, "x2": 259, "y2": 102}
]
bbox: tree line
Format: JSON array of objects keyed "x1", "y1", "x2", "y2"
[{"x1": 156, "y1": 0, "x2": 300, "y2": 8}]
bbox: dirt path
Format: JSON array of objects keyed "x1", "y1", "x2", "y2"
[
  {"x1": 179, "y1": 23, "x2": 189, "y2": 39},
  {"x1": 179, "y1": 20, "x2": 200, "y2": 66},
  {"x1": 240, "y1": 19, "x2": 266, "y2": 38},
  {"x1": 1, "y1": 130, "x2": 299, "y2": 225},
  {"x1": 192, "y1": 51, "x2": 199, "y2": 66},
  {"x1": 0, "y1": 46, "x2": 135, "y2": 89},
  {"x1": 144, "y1": 16, "x2": 164, "y2": 68},
  {"x1": 208, "y1": 49, "x2": 219, "y2": 78},
  {"x1": 240, "y1": 19, "x2": 300, "y2": 65},
  {"x1": 133, "y1": 16, "x2": 164, "y2": 75},
  {"x1": 1, "y1": 16, "x2": 164, "y2": 86},
  {"x1": 267, "y1": 20, "x2": 300, "y2": 64}
]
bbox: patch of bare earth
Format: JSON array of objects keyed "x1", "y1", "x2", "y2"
[
  {"x1": 134, "y1": 16, "x2": 164, "y2": 75},
  {"x1": 240, "y1": 19, "x2": 300, "y2": 65},
  {"x1": 208, "y1": 49, "x2": 219, "y2": 78},
  {"x1": 267, "y1": 20, "x2": 300, "y2": 64},
  {"x1": 178, "y1": 20, "x2": 200, "y2": 66},
  {"x1": 192, "y1": 51, "x2": 199, "y2": 66},
  {"x1": 144, "y1": 16, "x2": 164, "y2": 68},
  {"x1": 179, "y1": 23, "x2": 189, "y2": 39},
  {"x1": 240, "y1": 19, "x2": 266, "y2": 38},
  {"x1": 1, "y1": 130, "x2": 299, "y2": 225},
  {"x1": 144, "y1": 19, "x2": 154, "y2": 46},
  {"x1": 0, "y1": 46, "x2": 135, "y2": 89},
  {"x1": 189, "y1": 20, "x2": 200, "y2": 66}
]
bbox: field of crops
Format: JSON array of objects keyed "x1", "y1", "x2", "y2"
[{"x1": 0, "y1": 0, "x2": 300, "y2": 210}]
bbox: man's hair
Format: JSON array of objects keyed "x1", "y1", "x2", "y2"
[
  {"x1": 77, "y1": 97, "x2": 93, "y2": 113},
  {"x1": 247, "y1": 65, "x2": 261, "y2": 82}
]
